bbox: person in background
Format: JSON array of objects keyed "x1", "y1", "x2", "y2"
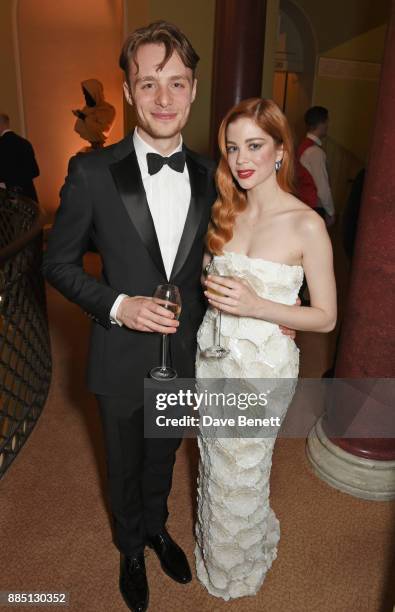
[
  {"x1": 0, "y1": 113, "x2": 40, "y2": 202},
  {"x1": 296, "y1": 106, "x2": 335, "y2": 227}
]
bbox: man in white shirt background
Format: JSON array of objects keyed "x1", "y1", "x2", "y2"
[{"x1": 296, "y1": 106, "x2": 335, "y2": 227}]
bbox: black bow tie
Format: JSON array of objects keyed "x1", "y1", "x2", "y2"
[{"x1": 146, "y1": 151, "x2": 186, "y2": 175}]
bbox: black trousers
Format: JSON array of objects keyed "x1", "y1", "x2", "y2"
[{"x1": 96, "y1": 395, "x2": 182, "y2": 557}]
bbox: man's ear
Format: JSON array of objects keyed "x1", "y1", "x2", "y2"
[
  {"x1": 123, "y1": 81, "x2": 133, "y2": 106},
  {"x1": 191, "y1": 78, "x2": 197, "y2": 104}
]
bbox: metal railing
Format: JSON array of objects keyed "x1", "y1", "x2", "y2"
[{"x1": 0, "y1": 188, "x2": 51, "y2": 478}]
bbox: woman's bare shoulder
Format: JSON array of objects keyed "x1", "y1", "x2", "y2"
[
  {"x1": 280, "y1": 193, "x2": 325, "y2": 229},
  {"x1": 280, "y1": 191, "x2": 313, "y2": 213},
  {"x1": 283, "y1": 193, "x2": 325, "y2": 226}
]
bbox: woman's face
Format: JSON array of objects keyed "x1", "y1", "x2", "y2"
[{"x1": 225, "y1": 117, "x2": 283, "y2": 190}]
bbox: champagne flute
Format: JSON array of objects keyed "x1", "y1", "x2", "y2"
[
  {"x1": 150, "y1": 284, "x2": 182, "y2": 381},
  {"x1": 202, "y1": 260, "x2": 230, "y2": 359}
]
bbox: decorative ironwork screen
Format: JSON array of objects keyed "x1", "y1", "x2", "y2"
[{"x1": 0, "y1": 189, "x2": 51, "y2": 478}]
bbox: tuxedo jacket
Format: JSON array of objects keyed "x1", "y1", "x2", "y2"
[
  {"x1": 42, "y1": 133, "x2": 216, "y2": 399},
  {"x1": 0, "y1": 131, "x2": 40, "y2": 201}
]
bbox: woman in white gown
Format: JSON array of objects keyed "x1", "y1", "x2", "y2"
[{"x1": 195, "y1": 98, "x2": 337, "y2": 600}]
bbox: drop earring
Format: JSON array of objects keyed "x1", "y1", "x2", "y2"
[{"x1": 275, "y1": 159, "x2": 283, "y2": 172}]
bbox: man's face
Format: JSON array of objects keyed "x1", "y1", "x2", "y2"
[
  {"x1": 318, "y1": 118, "x2": 329, "y2": 138},
  {"x1": 124, "y1": 43, "x2": 197, "y2": 144}
]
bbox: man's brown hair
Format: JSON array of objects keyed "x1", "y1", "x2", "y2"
[{"x1": 119, "y1": 20, "x2": 200, "y2": 84}]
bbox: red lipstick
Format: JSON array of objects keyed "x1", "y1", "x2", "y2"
[{"x1": 237, "y1": 170, "x2": 255, "y2": 179}]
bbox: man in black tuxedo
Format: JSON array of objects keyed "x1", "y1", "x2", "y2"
[
  {"x1": 43, "y1": 21, "x2": 216, "y2": 612},
  {"x1": 0, "y1": 113, "x2": 40, "y2": 201}
]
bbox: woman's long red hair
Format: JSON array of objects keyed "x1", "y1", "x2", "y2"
[{"x1": 206, "y1": 98, "x2": 295, "y2": 255}]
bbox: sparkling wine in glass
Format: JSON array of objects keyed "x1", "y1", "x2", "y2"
[
  {"x1": 202, "y1": 261, "x2": 230, "y2": 359},
  {"x1": 150, "y1": 284, "x2": 182, "y2": 381}
]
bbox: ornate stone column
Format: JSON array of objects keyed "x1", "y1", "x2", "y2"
[
  {"x1": 209, "y1": 0, "x2": 267, "y2": 157},
  {"x1": 307, "y1": 1, "x2": 395, "y2": 500}
]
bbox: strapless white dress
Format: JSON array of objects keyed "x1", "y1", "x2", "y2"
[{"x1": 194, "y1": 251, "x2": 303, "y2": 600}]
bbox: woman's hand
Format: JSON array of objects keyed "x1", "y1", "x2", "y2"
[
  {"x1": 205, "y1": 275, "x2": 299, "y2": 338},
  {"x1": 204, "y1": 274, "x2": 262, "y2": 318}
]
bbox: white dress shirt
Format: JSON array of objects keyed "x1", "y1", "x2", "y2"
[
  {"x1": 110, "y1": 128, "x2": 191, "y2": 325},
  {"x1": 299, "y1": 132, "x2": 335, "y2": 216}
]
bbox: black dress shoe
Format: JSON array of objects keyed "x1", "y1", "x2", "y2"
[
  {"x1": 147, "y1": 529, "x2": 192, "y2": 584},
  {"x1": 119, "y1": 552, "x2": 149, "y2": 612}
]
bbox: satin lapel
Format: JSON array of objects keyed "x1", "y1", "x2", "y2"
[
  {"x1": 109, "y1": 146, "x2": 166, "y2": 278},
  {"x1": 170, "y1": 151, "x2": 207, "y2": 281}
]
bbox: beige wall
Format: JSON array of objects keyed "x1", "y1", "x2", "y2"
[
  {"x1": 294, "y1": 0, "x2": 390, "y2": 53},
  {"x1": 313, "y1": 24, "x2": 387, "y2": 162},
  {"x1": 17, "y1": 0, "x2": 124, "y2": 212}
]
